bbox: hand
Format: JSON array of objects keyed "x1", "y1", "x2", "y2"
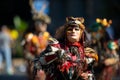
[
  {"x1": 80, "y1": 72, "x2": 89, "y2": 80},
  {"x1": 35, "y1": 70, "x2": 46, "y2": 80}
]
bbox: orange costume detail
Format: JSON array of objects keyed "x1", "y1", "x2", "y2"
[{"x1": 25, "y1": 31, "x2": 50, "y2": 55}]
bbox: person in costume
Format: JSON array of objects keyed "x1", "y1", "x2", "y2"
[
  {"x1": 89, "y1": 18, "x2": 114, "y2": 61},
  {"x1": 33, "y1": 17, "x2": 98, "y2": 80},
  {"x1": 89, "y1": 18, "x2": 111, "y2": 54},
  {"x1": 22, "y1": 14, "x2": 51, "y2": 80},
  {"x1": 99, "y1": 41, "x2": 119, "y2": 80},
  {"x1": 22, "y1": 13, "x2": 51, "y2": 59},
  {"x1": 89, "y1": 18, "x2": 115, "y2": 80}
]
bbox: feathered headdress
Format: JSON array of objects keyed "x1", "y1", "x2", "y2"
[{"x1": 33, "y1": 13, "x2": 51, "y2": 24}]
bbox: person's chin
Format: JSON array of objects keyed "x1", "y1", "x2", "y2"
[{"x1": 70, "y1": 38, "x2": 78, "y2": 42}]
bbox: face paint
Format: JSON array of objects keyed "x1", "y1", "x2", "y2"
[{"x1": 66, "y1": 26, "x2": 82, "y2": 43}]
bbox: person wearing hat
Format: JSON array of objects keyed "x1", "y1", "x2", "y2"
[
  {"x1": 33, "y1": 17, "x2": 98, "y2": 80},
  {"x1": 22, "y1": 13, "x2": 51, "y2": 58},
  {"x1": 22, "y1": 14, "x2": 51, "y2": 80}
]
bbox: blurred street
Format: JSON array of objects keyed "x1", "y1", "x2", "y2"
[
  {"x1": 0, "y1": 59, "x2": 120, "y2": 80},
  {"x1": 0, "y1": 75, "x2": 28, "y2": 80},
  {"x1": 0, "y1": 58, "x2": 28, "y2": 80}
]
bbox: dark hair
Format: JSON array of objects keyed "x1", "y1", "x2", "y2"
[{"x1": 54, "y1": 25, "x2": 66, "y2": 43}]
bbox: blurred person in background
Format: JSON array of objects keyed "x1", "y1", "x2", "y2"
[
  {"x1": 22, "y1": 13, "x2": 51, "y2": 60},
  {"x1": 0, "y1": 25, "x2": 14, "y2": 75},
  {"x1": 99, "y1": 41, "x2": 119, "y2": 80},
  {"x1": 89, "y1": 18, "x2": 112, "y2": 55},
  {"x1": 21, "y1": 14, "x2": 51, "y2": 80},
  {"x1": 89, "y1": 18, "x2": 115, "y2": 79}
]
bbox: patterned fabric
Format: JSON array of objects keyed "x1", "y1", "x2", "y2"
[{"x1": 38, "y1": 41, "x2": 87, "y2": 80}]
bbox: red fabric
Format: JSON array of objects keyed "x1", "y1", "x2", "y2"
[
  {"x1": 42, "y1": 42, "x2": 86, "y2": 80},
  {"x1": 45, "y1": 55, "x2": 57, "y2": 62},
  {"x1": 65, "y1": 42, "x2": 85, "y2": 59},
  {"x1": 51, "y1": 42, "x2": 85, "y2": 72}
]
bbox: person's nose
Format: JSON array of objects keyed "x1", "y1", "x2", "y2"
[{"x1": 72, "y1": 28, "x2": 76, "y2": 32}]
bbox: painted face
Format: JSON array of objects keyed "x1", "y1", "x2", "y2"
[{"x1": 66, "y1": 26, "x2": 82, "y2": 43}]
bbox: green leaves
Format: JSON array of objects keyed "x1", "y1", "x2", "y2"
[{"x1": 13, "y1": 16, "x2": 28, "y2": 32}]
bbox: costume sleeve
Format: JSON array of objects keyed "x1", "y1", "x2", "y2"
[{"x1": 38, "y1": 42, "x2": 64, "y2": 65}]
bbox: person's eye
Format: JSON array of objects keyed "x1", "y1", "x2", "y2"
[
  {"x1": 67, "y1": 28, "x2": 73, "y2": 31},
  {"x1": 75, "y1": 28, "x2": 80, "y2": 31}
]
